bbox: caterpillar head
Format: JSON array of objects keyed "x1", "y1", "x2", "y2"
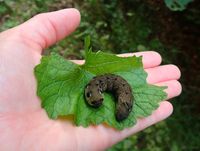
[{"x1": 84, "y1": 83, "x2": 103, "y2": 108}]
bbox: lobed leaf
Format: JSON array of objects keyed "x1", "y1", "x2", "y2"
[{"x1": 35, "y1": 49, "x2": 167, "y2": 130}]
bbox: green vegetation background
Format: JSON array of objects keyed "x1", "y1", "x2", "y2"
[{"x1": 0, "y1": 0, "x2": 199, "y2": 150}]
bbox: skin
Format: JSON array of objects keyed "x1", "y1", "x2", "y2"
[
  {"x1": 85, "y1": 74, "x2": 133, "y2": 121},
  {"x1": 0, "y1": 8, "x2": 182, "y2": 151}
]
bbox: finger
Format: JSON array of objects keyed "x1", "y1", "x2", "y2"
[
  {"x1": 100, "y1": 101, "x2": 173, "y2": 149},
  {"x1": 110, "y1": 101, "x2": 173, "y2": 146},
  {"x1": 71, "y1": 51, "x2": 162, "y2": 69},
  {"x1": 118, "y1": 51, "x2": 162, "y2": 68},
  {"x1": 155, "y1": 80, "x2": 182, "y2": 100},
  {"x1": 6, "y1": 8, "x2": 80, "y2": 52},
  {"x1": 146, "y1": 64, "x2": 181, "y2": 84}
]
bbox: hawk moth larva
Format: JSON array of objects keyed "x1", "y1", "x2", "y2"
[{"x1": 84, "y1": 74, "x2": 133, "y2": 122}]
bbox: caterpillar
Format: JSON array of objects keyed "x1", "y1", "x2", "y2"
[{"x1": 84, "y1": 74, "x2": 133, "y2": 122}]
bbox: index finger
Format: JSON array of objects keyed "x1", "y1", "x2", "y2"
[{"x1": 71, "y1": 51, "x2": 162, "y2": 69}]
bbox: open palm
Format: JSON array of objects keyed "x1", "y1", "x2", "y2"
[{"x1": 0, "y1": 9, "x2": 181, "y2": 151}]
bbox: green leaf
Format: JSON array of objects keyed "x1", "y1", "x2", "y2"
[
  {"x1": 84, "y1": 35, "x2": 91, "y2": 52},
  {"x1": 34, "y1": 49, "x2": 167, "y2": 130},
  {"x1": 164, "y1": 0, "x2": 193, "y2": 11}
]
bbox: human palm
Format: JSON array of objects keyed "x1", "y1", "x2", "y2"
[{"x1": 0, "y1": 9, "x2": 181, "y2": 151}]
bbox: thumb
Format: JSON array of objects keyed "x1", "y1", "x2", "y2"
[{"x1": 3, "y1": 8, "x2": 80, "y2": 53}]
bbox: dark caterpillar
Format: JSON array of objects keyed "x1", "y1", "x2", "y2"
[{"x1": 84, "y1": 74, "x2": 133, "y2": 122}]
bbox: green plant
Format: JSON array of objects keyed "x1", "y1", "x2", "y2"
[{"x1": 164, "y1": 0, "x2": 194, "y2": 11}]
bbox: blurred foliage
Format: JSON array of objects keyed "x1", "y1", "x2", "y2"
[
  {"x1": 164, "y1": 0, "x2": 194, "y2": 11},
  {"x1": 0, "y1": 0, "x2": 200, "y2": 150},
  {"x1": 108, "y1": 121, "x2": 171, "y2": 151}
]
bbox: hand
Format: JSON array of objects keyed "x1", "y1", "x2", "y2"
[{"x1": 0, "y1": 8, "x2": 181, "y2": 151}]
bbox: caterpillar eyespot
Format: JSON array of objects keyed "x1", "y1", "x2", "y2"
[
  {"x1": 84, "y1": 74, "x2": 133, "y2": 122},
  {"x1": 86, "y1": 92, "x2": 92, "y2": 98}
]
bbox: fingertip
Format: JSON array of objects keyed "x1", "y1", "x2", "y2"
[
  {"x1": 70, "y1": 8, "x2": 81, "y2": 21},
  {"x1": 153, "y1": 51, "x2": 162, "y2": 64},
  {"x1": 118, "y1": 51, "x2": 162, "y2": 68},
  {"x1": 169, "y1": 64, "x2": 181, "y2": 80},
  {"x1": 165, "y1": 80, "x2": 182, "y2": 99},
  {"x1": 158, "y1": 101, "x2": 173, "y2": 119},
  {"x1": 142, "y1": 51, "x2": 162, "y2": 68},
  {"x1": 63, "y1": 8, "x2": 81, "y2": 32},
  {"x1": 146, "y1": 64, "x2": 181, "y2": 84},
  {"x1": 156, "y1": 80, "x2": 182, "y2": 99},
  {"x1": 174, "y1": 80, "x2": 182, "y2": 97},
  {"x1": 51, "y1": 8, "x2": 81, "y2": 40}
]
